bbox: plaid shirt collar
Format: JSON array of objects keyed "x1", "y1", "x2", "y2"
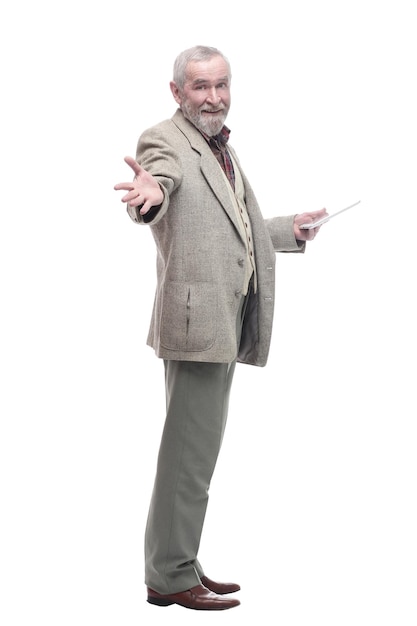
[{"x1": 200, "y1": 125, "x2": 231, "y2": 147}]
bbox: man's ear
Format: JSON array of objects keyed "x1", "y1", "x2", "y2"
[{"x1": 170, "y1": 81, "x2": 182, "y2": 106}]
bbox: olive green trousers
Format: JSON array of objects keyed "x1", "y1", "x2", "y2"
[{"x1": 144, "y1": 291, "x2": 249, "y2": 594}]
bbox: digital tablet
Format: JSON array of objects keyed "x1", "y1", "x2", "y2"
[{"x1": 299, "y1": 200, "x2": 361, "y2": 229}]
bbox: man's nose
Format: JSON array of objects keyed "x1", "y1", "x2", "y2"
[{"x1": 206, "y1": 87, "x2": 221, "y2": 103}]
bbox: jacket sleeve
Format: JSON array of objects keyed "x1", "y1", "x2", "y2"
[
  {"x1": 126, "y1": 122, "x2": 183, "y2": 226},
  {"x1": 265, "y1": 215, "x2": 306, "y2": 253}
]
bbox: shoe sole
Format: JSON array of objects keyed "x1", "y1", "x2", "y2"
[{"x1": 147, "y1": 597, "x2": 239, "y2": 610}]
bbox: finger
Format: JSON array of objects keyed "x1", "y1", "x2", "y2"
[
  {"x1": 114, "y1": 182, "x2": 135, "y2": 191},
  {"x1": 124, "y1": 155, "x2": 142, "y2": 176},
  {"x1": 123, "y1": 189, "x2": 142, "y2": 203},
  {"x1": 309, "y1": 209, "x2": 326, "y2": 220},
  {"x1": 138, "y1": 201, "x2": 152, "y2": 214}
]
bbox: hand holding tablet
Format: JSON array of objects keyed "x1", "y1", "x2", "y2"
[{"x1": 299, "y1": 200, "x2": 361, "y2": 229}]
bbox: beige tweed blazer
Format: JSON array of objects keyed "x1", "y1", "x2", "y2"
[{"x1": 127, "y1": 109, "x2": 304, "y2": 366}]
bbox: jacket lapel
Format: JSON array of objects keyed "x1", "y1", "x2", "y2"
[{"x1": 172, "y1": 110, "x2": 241, "y2": 234}]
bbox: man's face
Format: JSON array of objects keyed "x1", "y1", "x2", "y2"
[{"x1": 170, "y1": 56, "x2": 231, "y2": 136}]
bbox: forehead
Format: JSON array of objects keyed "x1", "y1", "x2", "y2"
[{"x1": 184, "y1": 56, "x2": 230, "y2": 86}]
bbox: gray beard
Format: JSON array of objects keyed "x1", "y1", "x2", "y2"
[{"x1": 182, "y1": 103, "x2": 227, "y2": 137}]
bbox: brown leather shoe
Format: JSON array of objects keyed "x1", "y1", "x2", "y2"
[
  {"x1": 200, "y1": 575, "x2": 241, "y2": 594},
  {"x1": 147, "y1": 584, "x2": 240, "y2": 610}
]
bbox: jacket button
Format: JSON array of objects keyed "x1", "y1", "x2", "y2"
[
  {"x1": 235, "y1": 289, "x2": 242, "y2": 297},
  {"x1": 237, "y1": 258, "x2": 244, "y2": 267}
]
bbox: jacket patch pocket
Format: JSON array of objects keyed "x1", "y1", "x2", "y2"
[{"x1": 160, "y1": 282, "x2": 217, "y2": 352}]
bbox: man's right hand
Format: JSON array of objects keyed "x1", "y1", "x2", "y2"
[{"x1": 114, "y1": 156, "x2": 164, "y2": 214}]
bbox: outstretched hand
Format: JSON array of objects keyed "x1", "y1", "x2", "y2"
[
  {"x1": 114, "y1": 156, "x2": 164, "y2": 215},
  {"x1": 293, "y1": 208, "x2": 328, "y2": 241}
]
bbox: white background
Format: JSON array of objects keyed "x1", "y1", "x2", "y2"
[{"x1": 1, "y1": 1, "x2": 416, "y2": 624}]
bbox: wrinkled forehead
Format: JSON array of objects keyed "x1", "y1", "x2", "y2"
[{"x1": 184, "y1": 57, "x2": 231, "y2": 86}]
